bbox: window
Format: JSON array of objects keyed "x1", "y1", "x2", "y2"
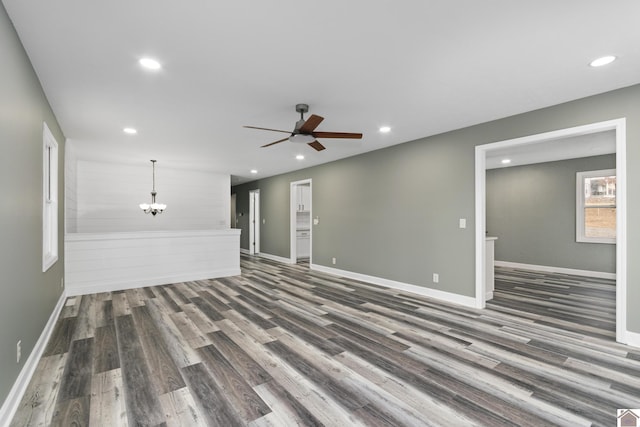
[
  {"x1": 576, "y1": 169, "x2": 616, "y2": 244},
  {"x1": 43, "y1": 122, "x2": 59, "y2": 271}
]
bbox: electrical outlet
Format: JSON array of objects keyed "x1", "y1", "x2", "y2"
[
  {"x1": 332, "y1": 257, "x2": 336, "y2": 265},
  {"x1": 433, "y1": 273, "x2": 439, "y2": 283},
  {"x1": 17, "y1": 340, "x2": 21, "y2": 364}
]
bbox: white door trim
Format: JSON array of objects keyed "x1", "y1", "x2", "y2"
[
  {"x1": 290, "y1": 179, "x2": 312, "y2": 264},
  {"x1": 474, "y1": 118, "x2": 627, "y2": 344},
  {"x1": 249, "y1": 189, "x2": 260, "y2": 255}
]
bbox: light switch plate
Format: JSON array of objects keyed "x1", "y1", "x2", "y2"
[{"x1": 459, "y1": 218, "x2": 466, "y2": 229}]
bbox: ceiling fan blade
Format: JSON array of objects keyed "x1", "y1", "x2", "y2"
[
  {"x1": 299, "y1": 114, "x2": 324, "y2": 133},
  {"x1": 244, "y1": 125, "x2": 291, "y2": 134},
  {"x1": 261, "y1": 137, "x2": 289, "y2": 148},
  {"x1": 312, "y1": 131, "x2": 363, "y2": 139},
  {"x1": 308, "y1": 140, "x2": 326, "y2": 151}
]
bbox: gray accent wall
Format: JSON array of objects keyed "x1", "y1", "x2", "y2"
[
  {"x1": 487, "y1": 155, "x2": 616, "y2": 273},
  {"x1": 234, "y1": 83, "x2": 640, "y2": 334},
  {"x1": 0, "y1": 3, "x2": 65, "y2": 406}
]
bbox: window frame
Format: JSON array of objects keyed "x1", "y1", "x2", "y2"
[
  {"x1": 42, "y1": 122, "x2": 59, "y2": 271},
  {"x1": 576, "y1": 168, "x2": 616, "y2": 244}
]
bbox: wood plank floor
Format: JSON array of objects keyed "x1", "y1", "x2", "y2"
[
  {"x1": 11, "y1": 256, "x2": 640, "y2": 426},
  {"x1": 488, "y1": 266, "x2": 616, "y2": 340}
]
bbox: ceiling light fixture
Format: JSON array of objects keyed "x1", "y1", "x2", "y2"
[
  {"x1": 589, "y1": 56, "x2": 616, "y2": 67},
  {"x1": 139, "y1": 57, "x2": 162, "y2": 70},
  {"x1": 250, "y1": 169, "x2": 258, "y2": 174},
  {"x1": 379, "y1": 126, "x2": 391, "y2": 133},
  {"x1": 289, "y1": 134, "x2": 316, "y2": 144},
  {"x1": 501, "y1": 159, "x2": 512, "y2": 164},
  {"x1": 139, "y1": 160, "x2": 166, "y2": 216},
  {"x1": 123, "y1": 127, "x2": 137, "y2": 135},
  {"x1": 296, "y1": 154, "x2": 305, "y2": 160}
]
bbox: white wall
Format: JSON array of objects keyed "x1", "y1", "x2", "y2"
[
  {"x1": 64, "y1": 143, "x2": 78, "y2": 233},
  {"x1": 70, "y1": 159, "x2": 230, "y2": 232}
]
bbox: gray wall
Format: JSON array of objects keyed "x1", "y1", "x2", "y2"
[
  {"x1": 487, "y1": 155, "x2": 616, "y2": 273},
  {"x1": 234, "y1": 129, "x2": 484, "y2": 296},
  {"x1": 0, "y1": 3, "x2": 65, "y2": 405},
  {"x1": 234, "y1": 83, "x2": 640, "y2": 334}
]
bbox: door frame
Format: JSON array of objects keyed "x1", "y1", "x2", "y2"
[
  {"x1": 230, "y1": 193, "x2": 237, "y2": 229},
  {"x1": 249, "y1": 189, "x2": 260, "y2": 255},
  {"x1": 290, "y1": 179, "x2": 312, "y2": 264},
  {"x1": 474, "y1": 118, "x2": 627, "y2": 343}
]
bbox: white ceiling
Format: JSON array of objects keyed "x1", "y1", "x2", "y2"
[
  {"x1": 3, "y1": 1, "x2": 639, "y2": 184},
  {"x1": 486, "y1": 130, "x2": 616, "y2": 169}
]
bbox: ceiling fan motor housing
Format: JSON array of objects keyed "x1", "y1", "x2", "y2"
[{"x1": 293, "y1": 119, "x2": 306, "y2": 133}]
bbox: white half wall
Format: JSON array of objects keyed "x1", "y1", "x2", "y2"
[
  {"x1": 65, "y1": 230, "x2": 241, "y2": 294},
  {"x1": 72, "y1": 159, "x2": 230, "y2": 232}
]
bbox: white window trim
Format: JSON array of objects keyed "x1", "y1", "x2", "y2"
[
  {"x1": 576, "y1": 168, "x2": 616, "y2": 244},
  {"x1": 43, "y1": 122, "x2": 59, "y2": 271}
]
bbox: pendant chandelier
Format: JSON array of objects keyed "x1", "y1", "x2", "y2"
[{"x1": 139, "y1": 160, "x2": 166, "y2": 216}]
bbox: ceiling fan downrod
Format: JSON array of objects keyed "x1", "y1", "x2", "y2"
[
  {"x1": 295, "y1": 103, "x2": 309, "y2": 117},
  {"x1": 294, "y1": 103, "x2": 309, "y2": 133}
]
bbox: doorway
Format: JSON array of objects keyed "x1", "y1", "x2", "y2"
[
  {"x1": 290, "y1": 179, "x2": 312, "y2": 264},
  {"x1": 230, "y1": 193, "x2": 237, "y2": 228},
  {"x1": 249, "y1": 189, "x2": 260, "y2": 255},
  {"x1": 475, "y1": 118, "x2": 627, "y2": 344}
]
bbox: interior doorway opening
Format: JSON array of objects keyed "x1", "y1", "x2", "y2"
[
  {"x1": 475, "y1": 118, "x2": 627, "y2": 344},
  {"x1": 230, "y1": 193, "x2": 237, "y2": 229},
  {"x1": 249, "y1": 189, "x2": 260, "y2": 255},
  {"x1": 290, "y1": 179, "x2": 312, "y2": 265}
]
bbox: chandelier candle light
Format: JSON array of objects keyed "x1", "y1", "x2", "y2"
[{"x1": 139, "y1": 160, "x2": 166, "y2": 216}]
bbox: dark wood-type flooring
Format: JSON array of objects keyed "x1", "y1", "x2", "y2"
[{"x1": 11, "y1": 256, "x2": 640, "y2": 426}]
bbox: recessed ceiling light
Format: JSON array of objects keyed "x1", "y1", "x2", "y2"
[
  {"x1": 250, "y1": 169, "x2": 258, "y2": 174},
  {"x1": 296, "y1": 154, "x2": 305, "y2": 160},
  {"x1": 139, "y1": 57, "x2": 162, "y2": 70},
  {"x1": 123, "y1": 127, "x2": 137, "y2": 135},
  {"x1": 501, "y1": 159, "x2": 511, "y2": 164},
  {"x1": 589, "y1": 56, "x2": 616, "y2": 67},
  {"x1": 379, "y1": 126, "x2": 391, "y2": 133}
]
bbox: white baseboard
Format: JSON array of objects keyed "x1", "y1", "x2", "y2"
[
  {"x1": 310, "y1": 264, "x2": 477, "y2": 308},
  {"x1": 257, "y1": 252, "x2": 295, "y2": 265},
  {"x1": 66, "y1": 268, "x2": 241, "y2": 296},
  {"x1": 240, "y1": 251, "x2": 293, "y2": 265},
  {"x1": 494, "y1": 260, "x2": 616, "y2": 280},
  {"x1": 485, "y1": 291, "x2": 494, "y2": 300},
  {"x1": 0, "y1": 290, "x2": 67, "y2": 427}
]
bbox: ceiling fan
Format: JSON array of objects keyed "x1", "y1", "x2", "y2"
[{"x1": 244, "y1": 104, "x2": 363, "y2": 151}]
